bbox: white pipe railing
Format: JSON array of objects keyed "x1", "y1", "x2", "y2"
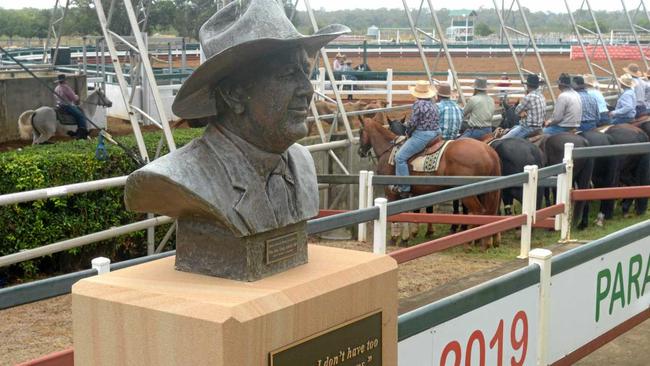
[
  {"x1": 0, "y1": 215, "x2": 174, "y2": 268},
  {"x1": 0, "y1": 176, "x2": 128, "y2": 206}
]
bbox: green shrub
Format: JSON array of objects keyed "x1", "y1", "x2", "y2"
[{"x1": 0, "y1": 129, "x2": 202, "y2": 282}]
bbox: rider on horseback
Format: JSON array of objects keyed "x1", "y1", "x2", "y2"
[
  {"x1": 54, "y1": 74, "x2": 88, "y2": 139},
  {"x1": 583, "y1": 74, "x2": 610, "y2": 126},
  {"x1": 610, "y1": 74, "x2": 637, "y2": 125},
  {"x1": 573, "y1": 76, "x2": 599, "y2": 133},
  {"x1": 622, "y1": 63, "x2": 647, "y2": 118},
  {"x1": 502, "y1": 74, "x2": 546, "y2": 139},
  {"x1": 391, "y1": 80, "x2": 439, "y2": 197},
  {"x1": 461, "y1": 78, "x2": 494, "y2": 139},
  {"x1": 543, "y1": 73, "x2": 581, "y2": 135},
  {"x1": 437, "y1": 83, "x2": 463, "y2": 140}
]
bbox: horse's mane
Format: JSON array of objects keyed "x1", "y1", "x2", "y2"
[{"x1": 364, "y1": 117, "x2": 396, "y2": 140}]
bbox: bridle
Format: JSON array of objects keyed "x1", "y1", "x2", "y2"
[{"x1": 83, "y1": 88, "x2": 111, "y2": 107}]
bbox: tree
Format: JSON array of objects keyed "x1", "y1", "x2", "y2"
[{"x1": 475, "y1": 22, "x2": 494, "y2": 37}]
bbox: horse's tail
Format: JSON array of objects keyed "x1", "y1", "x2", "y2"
[
  {"x1": 480, "y1": 150, "x2": 502, "y2": 215},
  {"x1": 18, "y1": 110, "x2": 36, "y2": 140}
]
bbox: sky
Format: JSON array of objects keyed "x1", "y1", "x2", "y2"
[{"x1": 0, "y1": 0, "x2": 626, "y2": 13}]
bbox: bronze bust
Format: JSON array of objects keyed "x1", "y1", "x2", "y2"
[{"x1": 124, "y1": 0, "x2": 349, "y2": 280}]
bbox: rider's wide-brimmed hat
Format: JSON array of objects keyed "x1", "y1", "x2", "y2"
[
  {"x1": 409, "y1": 80, "x2": 436, "y2": 99},
  {"x1": 437, "y1": 83, "x2": 452, "y2": 98},
  {"x1": 473, "y1": 78, "x2": 488, "y2": 91},
  {"x1": 524, "y1": 74, "x2": 541, "y2": 88},
  {"x1": 623, "y1": 63, "x2": 644, "y2": 78},
  {"x1": 557, "y1": 73, "x2": 572, "y2": 87},
  {"x1": 583, "y1": 74, "x2": 599, "y2": 88},
  {"x1": 618, "y1": 73, "x2": 636, "y2": 88},
  {"x1": 172, "y1": 0, "x2": 350, "y2": 119}
]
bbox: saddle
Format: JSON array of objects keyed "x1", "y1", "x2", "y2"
[
  {"x1": 55, "y1": 107, "x2": 79, "y2": 126},
  {"x1": 388, "y1": 135, "x2": 451, "y2": 172}
]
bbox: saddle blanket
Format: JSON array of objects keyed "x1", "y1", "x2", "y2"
[
  {"x1": 55, "y1": 108, "x2": 79, "y2": 126},
  {"x1": 388, "y1": 139, "x2": 452, "y2": 172}
]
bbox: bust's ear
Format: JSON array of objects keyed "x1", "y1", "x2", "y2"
[{"x1": 217, "y1": 84, "x2": 246, "y2": 115}]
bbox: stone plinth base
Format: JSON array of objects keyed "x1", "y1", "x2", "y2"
[{"x1": 72, "y1": 245, "x2": 397, "y2": 366}]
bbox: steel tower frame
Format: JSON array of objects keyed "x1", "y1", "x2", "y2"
[
  {"x1": 565, "y1": 0, "x2": 619, "y2": 91},
  {"x1": 400, "y1": 0, "x2": 466, "y2": 104},
  {"x1": 92, "y1": 0, "x2": 176, "y2": 162},
  {"x1": 42, "y1": 0, "x2": 71, "y2": 64},
  {"x1": 492, "y1": 0, "x2": 556, "y2": 103},
  {"x1": 621, "y1": 0, "x2": 650, "y2": 71}
]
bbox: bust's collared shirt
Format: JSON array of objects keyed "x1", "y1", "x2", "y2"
[{"x1": 124, "y1": 123, "x2": 318, "y2": 237}]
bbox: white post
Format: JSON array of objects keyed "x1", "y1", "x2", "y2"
[
  {"x1": 358, "y1": 170, "x2": 368, "y2": 242},
  {"x1": 386, "y1": 68, "x2": 393, "y2": 108},
  {"x1": 554, "y1": 170, "x2": 564, "y2": 231},
  {"x1": 366, "y1": 171, "x2": 375, "y2": 217},
  {"x1": 529, "y1": 248, "x2": 552, "y2": 366},
  {"x1": 519, "y1": 165, "x2": 538, "y2": 259},
  {"x1": 561, "y1": 143, "x2": 574, "y2": 241},
  {"x1": 91, "y1": 257, "x2": 111, "y2": 275},
  {"x1": 373, "y1": 198, "x2": 388, "y2": 254}
]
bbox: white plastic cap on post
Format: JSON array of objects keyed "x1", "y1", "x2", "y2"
[
  {"x1": 528, "y1": 248, "x2": 552, "y2": 261},
  {"x1": 91, "y1": 257, "x2": 111, "y2": 275}
]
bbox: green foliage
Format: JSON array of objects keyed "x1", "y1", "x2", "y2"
[
  {"x1": 474, "y1": 22, "x2": 494, "y2": 37},
  {"x1": 0, "y1": 129, "x2": 202, "y2": 281}
]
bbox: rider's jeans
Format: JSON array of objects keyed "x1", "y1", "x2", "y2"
[
  {"x1": 395, "y1": 129, "x2": 439, "y2": 192},
  {"x1": 502, "y1": 125, "x2": 539, "y2": 139},
  {"x1": 61, "y1": 104, "x2": 86, "y2": 130}
]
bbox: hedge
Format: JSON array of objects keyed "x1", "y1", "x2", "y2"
[{"x1": 0, "y1": 129, "x2": 202, "y2": 283}]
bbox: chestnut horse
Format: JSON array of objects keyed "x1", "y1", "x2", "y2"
[{"x1": 358, "y1": 117, "x2": 502, "y2": 247}]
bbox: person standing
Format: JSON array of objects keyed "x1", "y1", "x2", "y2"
[
  {"x1": 391, "y1": 80, "x2": 439, "y2": 197},
  {"x1": 437, "y1": 83, "x2": 463, "y2": 140},
  {"x1": 502, "y1": 74, "x2": 546, "y2": 139},
  {"x1": 333, "y1": 53, "x2": 345, "y2": 71},
  {"x1": 573, "y1": 76, "x2": 600, "y2": 132},
  {"x1": 54, "y1": 74, "x2": 88, "y2": 139},
  {"x1": 461, "y1": 78, "x2": 495, "y2": 139},
  {"x1": 610, "y1": 74, "x2": 637, "y2": 124},
  {"x1": 623, "y1": 63, "x2": 647, "y2": 118},
  {"x1": 543, "y1": 73, "x2": 582, "y2": 135},
  {"x1": 583, "y1": 74, "x2": 610, "y2": 126}
]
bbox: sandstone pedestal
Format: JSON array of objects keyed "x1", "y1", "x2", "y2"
[{"x1": 72, "y1": 245, "x2": 398, "y2": 366}]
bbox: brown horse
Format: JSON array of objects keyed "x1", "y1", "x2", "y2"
[{"x1": 358, "y1": 117, "x2": 502, "y2": 247}]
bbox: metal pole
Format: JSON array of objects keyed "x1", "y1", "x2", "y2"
[
  {"x1": 401, "y1": 0, "x2": 433, "y2": 81},
  {"x1": 52, "y1": 0, "x2": 71, "y2": 67},
  {"x1": 122, "y1": 0, "x2": 177, "y2": 152},
  {"x1": 181, "y1": 37, "x2": 187, "y2": 70},
  {"x1": 492, "y1": 0, "x2": 526, "y2": 84},
  {"x1": 622, "y1": 0, "x2": 650, "y2": 70},
  {"x1": 92, "y1": 0, "x2": 150, "y2": 161},
  {"x1": 82, "y1": 36, "x2": 88, "y2": 75},
  {"x1": 584, "y1": 0, "x2": 620, "y2": 90},
  {"x1": 303, "y1": 0, "x2": 355, "y2": 143},
  {"x1": 426, "y1": 0, "x2": 466, "y2": 104},
  {"x1": 565, "y1": 0, "x2": 596, "y2": 77},
  {"x1": 42, "y1": 0, "x2": 60, "y2": 63},
  {"x1": 515, "y1": 0, "x2": 556, "y2": 103}
]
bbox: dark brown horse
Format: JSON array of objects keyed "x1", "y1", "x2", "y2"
[{"x1": 358, "y1": 117, "x2": 502, "y2": 247}]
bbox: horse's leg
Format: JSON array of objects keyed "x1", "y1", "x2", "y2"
[
  {"x1": 450, "y1": 200, "x2": 460, "y2": 234},
  {"x1": 401, "y1": 222, "x2": 410, "y2": 246},
  {"x1": 390, "y1": 222, "x2": 401, "y2": 246},
  {"x1": 425, "y1": 205, "x2": 435, "y2": 238},
  {"x1": 461, "y1": 196, "x2": 492, "y2": 250}
]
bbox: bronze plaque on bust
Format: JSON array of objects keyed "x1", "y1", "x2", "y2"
[
  {"x1": 269, "y1": 311, "x2": 382, "y2": 366},
  {"x1": 266, "y1": 232, "x2": 299, "y2": 264}
]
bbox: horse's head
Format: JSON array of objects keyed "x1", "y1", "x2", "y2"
[
  {"x1": 387, "y1": 116, "x2": 407, "y2": 136},
  {"x1": 90, "y1": 87, "x2": 113, "y2": 108},
  {"x1": 357, "y1": 118, "x2": 373, "y2": 158}
]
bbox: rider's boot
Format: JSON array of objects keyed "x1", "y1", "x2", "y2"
[{"x1": 75, "y1": 128, "x2": 89, "y2": 140}]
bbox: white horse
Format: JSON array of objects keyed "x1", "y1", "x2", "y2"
[{"x1": 17, "y1": 87, "x2": 113, "y2": 144}]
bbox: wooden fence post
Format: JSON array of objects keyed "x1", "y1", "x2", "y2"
[
  {"x1": 561, "y1": 143, "x2": 574, "y2": 241},
  {"x1": 373, "y1": 198, "x2": 388, "y2": 254},
  {"x1": 519, "y1": 165, "x2": 538, "y2": 259},
  {"x1": 529, "y1": 248, "x2": 552, "y2": 366},
  {"x1": 358, "y1": 170, "x2": 368, "y2": 242},
  {"x1": 92, "y1": 257, "x2": 111, "y2": 275}
]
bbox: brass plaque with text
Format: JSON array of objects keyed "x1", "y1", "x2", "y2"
[
  {"x1": 265, "y1": 232, "x2": 299, "y2": 265},
  {"x1": 269, "y1": 311, "x2": 382, "y2": 366}
]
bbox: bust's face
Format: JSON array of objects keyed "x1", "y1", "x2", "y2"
[{"x1": 236, "y1": 47, "x2": 313, "y2": 153}]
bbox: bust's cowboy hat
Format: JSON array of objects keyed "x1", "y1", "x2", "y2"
[
  {"x1": 172, "y1": 0, "x2": 349, "y2": 119},
  {"x1": 623, "y1": 63, "x2": 644, "y2": 78}
]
